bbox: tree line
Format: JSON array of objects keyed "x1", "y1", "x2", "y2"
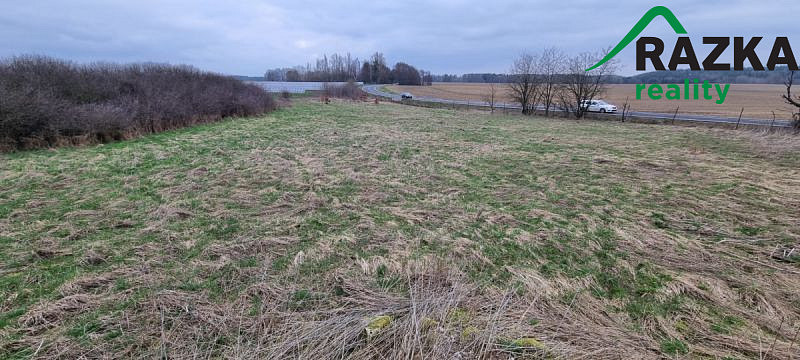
[
  {"x1": 264, "y1": 52, "x2": 431, "y2": 86},
  {"x1": 504, "y1": 49, "x2": 799, "y2": 127},
  {"x1": 619, "y1": 67, "x2": 793, "y2": 84},
  {"x1": 506, "y1": 47, "x2": 617, "y2": 119},
  {"x1": 435, "y1": 73, "x2": 513, "y2": 83},
  {"x1": 434, "y1": 67, "x2": 794, "y2": 84}
]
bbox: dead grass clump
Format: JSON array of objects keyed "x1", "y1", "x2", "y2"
[
  {"x1": 187, "y1": 167, "x2": 209, "y2": 178},
  {"x1": 19, "y1": 294, "x2": 99, "y2": 334},
  {"x1": 151, "y1": 205, "x2": 193, "y2": 221},
  {"x1": 58, "y1": 266, "x2": 151, "y2": 297},
  {"x1": 72, "y1": 268, "x2": 547, "y2": 359},
  {"x1": 81, "y1": 249, "x2": 108, "y2": 266},
  {"x1": 613, "y1": 222, "x2": 800, "y2": 357},
  {"x1": 259, "y1": 272, "x2": 481, "y2": 359},
  {"x1": 32, "y1": 238, "x2": 71, "y2": 260}
]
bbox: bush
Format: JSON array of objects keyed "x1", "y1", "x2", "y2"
[
  {"x1": 0, "y1": 55, "x2": 276, "y2": 150},
  {"x1": 322, "y1": 81, "x2": 364, "y2": 100}
]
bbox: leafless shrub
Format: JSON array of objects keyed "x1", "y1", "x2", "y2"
[
  {"x1": 506, "y1": 53, "x2": 540, "y2": 115},
  {"x1": 0, "y1": 55, "x2": 277, "y2": 151},
  {"x1": 538, "y1": 47, "x2": 566, "y2": 117},
  {"x1": 484, "y1": 84, "x2": 497, "y2": 113},
  {"x1": 322, "y1": 81, "x2": 365, "y2": 100},
  {"x1": 559, "y1": 49, "x2": 617, "y2": 119},
  {"x1": 782, "y1": 71, "x2": 800, "y2": 129}
]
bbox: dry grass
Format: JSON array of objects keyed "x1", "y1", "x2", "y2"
[
  {"x1": 1, "y1": 99, "x2": 799, "y2": 359},
  {"x1": 388, "y1": 83, "x2": 797, "y2": 120}
]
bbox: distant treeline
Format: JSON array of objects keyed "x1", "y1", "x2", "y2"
[
  {"x1": 0, "y1": 56, "x2": 276, "y2": 151},
  {"x1": 432, "y1": 67, "x2": 794, "y2": 84},
  {"x1": 264, "y1": 52, "x2": 432, "y2": 85},
  {"x1": 433, "y1": 73, "x2": 513, "y2": 83},
  {"x1": 616, "y1": 67, "x2": 793, "y2": 84},
  {"x1": 260, "y1": 58, "x2": 794, "y2": 85}
]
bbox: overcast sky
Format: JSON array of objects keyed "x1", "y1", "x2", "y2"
[{"x1": 1, "y1": 0, "x2": 797, "y2": 76}]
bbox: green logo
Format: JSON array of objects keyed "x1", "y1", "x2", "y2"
[{"x1": 585, "y1": 6, "x2": 687, "y2": 71}]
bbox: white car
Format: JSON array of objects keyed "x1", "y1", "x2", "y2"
[
  {"x1": 400, "y1": 92, "x2": 413, "y2": 99},
  {"x1": 581, "y1": 99, "x2": 617, "y2": 113}
]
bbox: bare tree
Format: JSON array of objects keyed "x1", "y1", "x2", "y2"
[
  {"x1": 370, "y1": 52, "x2": 392, "y2": 84},
  {"x1": 783, "y1": 71, "x2": 800, "y2": 128},
  {"x1": 621, "y1": 96, "x2": 631, "y2": 122},
  {"x1": 538, "y1": 47, "x2": 565, "y2": 117},
  {"x1": 559, "y1": 50, "x2": 616, "y2": 119},
  {"x1": 421, "y1": 70, "x2": 433, "y2": 86},
  {"x1": 484, "y1": 83, "x2": 497, "y2": 113},
  {"x1": 285, "y1": 69, "x2": 301, "y2": 82},
  {"x1": 507, "y1": 53, "x2": 540, "y2": 115},
  {"x1": 392, "y1": 62, "x2": 422, "y2": 85}
]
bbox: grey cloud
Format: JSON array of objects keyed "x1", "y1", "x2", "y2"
[{"x1": 0, "y1": 0, "x2": 797, "y2": 76}]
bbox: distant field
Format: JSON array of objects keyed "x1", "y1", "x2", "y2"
[
  {"x1": 387, "y1": 83, "x2": 797, "y2": 120},
  {"x1": 2, "y1": 100, "x2": 799, "y2": 358}
]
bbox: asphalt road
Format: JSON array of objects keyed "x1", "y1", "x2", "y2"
[{"x1": 362, "y1": 85, "x2": 794, "y2": 128}]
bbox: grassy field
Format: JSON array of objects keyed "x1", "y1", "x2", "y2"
[
  {"x1": 387, "y1": 83, "x2": 798, "y2": 120},
  {"x1": 1, "y1": 100, "x2": 799, "y2": 359}
]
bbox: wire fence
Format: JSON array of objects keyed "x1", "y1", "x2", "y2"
[{"x1": 365, "y1": 87, "x2": 797, "y2": 131}]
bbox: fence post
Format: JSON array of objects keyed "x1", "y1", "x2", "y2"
[
  {"x1": 770, "y1": 111, "x2": 776, "y2": 131},
  {"x1": 672, "y1": 107, "x2": 679, "y2": 125},
  {"x1": 623, "y1": 104, "x2": 630, "y2": 122},
  {"x1": 735, "y1": 107, "x2": 744, "y2": 130},
  {"x1": 622, "y1": 96, "x2": 629, "y2": 122}
]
